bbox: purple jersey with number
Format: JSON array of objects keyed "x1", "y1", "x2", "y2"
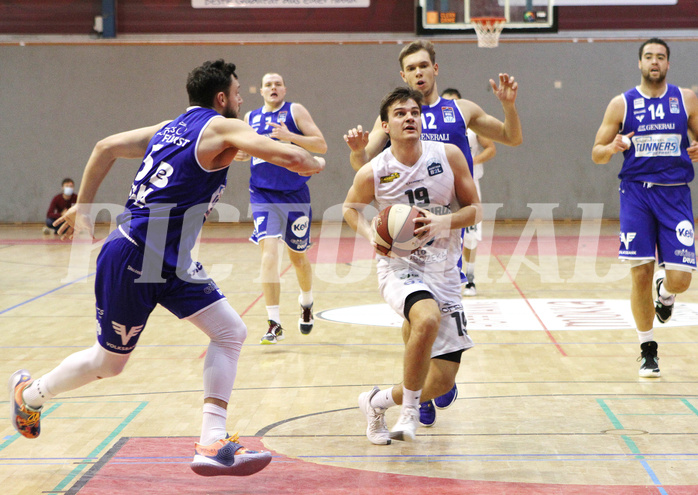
[
  {"x1": 116, "y1": 106, "x2": 228, "y2": 275},
  {"x1": 620, "y1": 84, "x2": 693, "y2": 183},
  {"x1": 248, "y1": 101, "x2": 308, "y2": 192},
  {"x1": 420, "y1": 97, "x2": 474, "y2": 175}
]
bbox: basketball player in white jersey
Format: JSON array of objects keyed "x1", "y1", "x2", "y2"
[
  {"x1": 343, "y1": 87, "x2": 482, "y2": 444},
  {"x1": 9, "y1": 59, "x2": 324, "y2": 476}
]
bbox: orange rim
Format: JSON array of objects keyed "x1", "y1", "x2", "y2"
[{"x1": 470, "y1": 17, "x2": 506, "y2": 25}]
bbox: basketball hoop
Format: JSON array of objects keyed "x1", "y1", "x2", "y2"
[{"x1": 471, "y1": 17, "x2": 506, "y2": 48}]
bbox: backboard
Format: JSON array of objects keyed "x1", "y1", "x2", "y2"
[{"x1": 417, "y1": 0, "x2": 557, "y2": 35}]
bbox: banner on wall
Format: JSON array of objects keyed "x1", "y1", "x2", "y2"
[{"x1": 193, "y1": 0, "x2": 369, "y2": 7}]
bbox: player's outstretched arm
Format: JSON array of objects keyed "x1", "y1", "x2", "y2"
[
  {"x1": 464, "y1": 75, "x2": 522, "y2": 147},
  {"x1": 55, "y1": 121, "x2": 169, "y2": 239},
  {"x1": 203, "y1": 117, "x2": 325, "y2": 176}
]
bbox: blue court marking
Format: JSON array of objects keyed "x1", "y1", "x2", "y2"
[
  {"x1": 0, "y1": 273, "x2": 95, "y2": 315},
  {"x1": 681, "y1": 398, "x2": 698, "y2": 417},
  {"x1": 0, "y1": 403, "x2": 61, "y2": 452},
  {"x1": 597, "y1": 399, "x2": 668, "y2": 495},
  {"x1": 50, "y1": 401, "x2": 147, "y2": 493}
]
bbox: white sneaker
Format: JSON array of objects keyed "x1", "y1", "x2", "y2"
[
  {"x1": 463, "y1": 281, "x2": 477, "y2": 296},
  {"x1": 358, "y1": 386, "x2": 391, "y2": 445},
  {"x1": 390, "y1": 405, "x2": 420, "y2": 442}
]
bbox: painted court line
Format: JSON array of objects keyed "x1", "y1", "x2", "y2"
[
  {"x1": 597, "y1": 398, "x2": 668, "y2": 495},
  {"x1": 0, "y1": 403, "x2": 61, "y2": 452},
  {"x1": 0, "y1": 273, "x2": 95, "y2": 315},
  {"x1": 493, "y1": 254, "x2": 567, "y2": 356},
  {"x1": 50, "y1": 401, "x2": 148, "y2": 494}
]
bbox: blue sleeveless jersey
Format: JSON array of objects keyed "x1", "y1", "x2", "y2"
[
  {"x1": 248, "y1": 101, "x2": 309, "y2": 191},
  {"x1": 620, "y1": 84, "x2": 693, "y2": 183},
  {"x1": 116, "y1": 106, "x2": 229, "y2": 275},
  {"x1": 420, "y1": 97, "x2": 474, "y2": 175}
]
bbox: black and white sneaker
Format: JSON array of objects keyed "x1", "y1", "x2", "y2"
[
  {"x1": 260, "y1": 320, "x2": 285, "y2": 345},
  {"x1": 298, "y1": 297, "x2": 314, "y2": 335},
  {"x1": 637, "y1": 341, "x2": 660, "y2": 378},
  {"x1": 653, "y1": 270, "x2": 675, "y2": 324},
  {"x1": 462, "y1": 281, "x2": 477, "y2": 296}
]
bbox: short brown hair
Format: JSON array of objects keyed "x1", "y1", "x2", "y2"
[
  {"x1": 379, "y1": 87, "x2": 424, "y2": 122},
  {"x1": 398, "y1": 40, "x2": 436, "y2": 69}
]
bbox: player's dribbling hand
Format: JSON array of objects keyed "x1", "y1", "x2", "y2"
[
  {"x1": 489, "y1": 73, "x2": 518, "y2": 104},
  {"x1": 344, "y1": 125, "x2": 370, "y2": 152}
]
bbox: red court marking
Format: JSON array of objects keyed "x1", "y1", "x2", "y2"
[
  {"x1": 494, "y1": 254, "x2": 567, "y2": 357},
  {"x1": 71, "y1": 436, "x2": 694, "y2": 495},
  {"x1": 485, "y1": 235, "x2": 619, "y2": 258}
]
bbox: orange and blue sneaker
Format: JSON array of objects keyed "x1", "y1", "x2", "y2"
[
  {"x1": 190, "y1": 433, "x2": 272, "y2": 476},
  {"x1": 8, "y1": 369, "x2": 42, "y2": 439}
]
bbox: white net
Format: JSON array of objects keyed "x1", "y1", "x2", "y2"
[{"x1": 471, "y1": 17, "x2": 506, "y2": 48}]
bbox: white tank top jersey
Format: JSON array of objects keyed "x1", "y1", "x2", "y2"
[{"x1": 371, "y1": 140, "x2": 462, "y2": 272}]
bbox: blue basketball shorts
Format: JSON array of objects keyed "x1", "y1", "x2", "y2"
[
  {"x1": 618, "y1": 180, "x2": 696, "y2": 268},
  {"x1": 94, "y1": 230, "x2": 226, "y2": 354},
  {"x1": 249, "y1": 185, "x2": 312, "y2": 253}
]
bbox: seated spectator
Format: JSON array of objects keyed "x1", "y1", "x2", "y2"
[{"x1": 44, "y1": 178, "x2": 77, "y2": 234}]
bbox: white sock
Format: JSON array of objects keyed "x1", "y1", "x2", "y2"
[
  {"x1": 466, "y1": 263, "x2": 475, "y2": 281},
  {"x1": 299, "y1": 290, "x2": 313, "y2": 308},
  {"x1": 658, "y1": 280, "x2": 673, "y2": 300},
  {"x1": 370, "y1": 387, "x2": 397, "y2": 410},
  {"x1": 402, "y1": 386, "x2": 422, "y2": 409},
  {"x1": 200, "y1": 403, "x2": 228, "y2": 445},
  {"x1": 637, "y1": 329, "x2": 655, "y2": 344},
  {"x1": 266, "y1": 305, "x2": 280, "y2": 324},
  {"x1": 22, "y1": 377, "x2": 54, "y2": 409}
]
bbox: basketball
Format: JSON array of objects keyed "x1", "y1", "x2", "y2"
[{"x1": 372, "y1": 204, "x2": 427, "y2": 257}]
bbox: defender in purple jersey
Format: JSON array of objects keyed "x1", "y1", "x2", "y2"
[
  {"x1": 593, "y1": 38, "x2": 698, "y2": 378},
  {"x1": 344, "y1": 39, "x2": 521, "y2": 173},
  {"x1": 238, "y1": 73, "x2": 327, "y2": 345},
  {"x1": 9, "y1": 60, "x2": 324, "y2": 477}
]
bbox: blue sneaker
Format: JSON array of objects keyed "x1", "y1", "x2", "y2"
[
  {"x1": 419, "y1": 400, "x2": 436, "y2": 427},
  {"x1": 433, "y1": 384, "x2": 458, "y2": 409},
  {"x1": 190, "y1": 434, "x2": 272, "y2": 476}
]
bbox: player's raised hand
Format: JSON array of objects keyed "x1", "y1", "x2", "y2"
[
  {"x1": 344, "y1": 125, "x2": 370, "y2": 153},
  {"x1": 489, "y1": 73, "x2": 518, "y2": 105}
]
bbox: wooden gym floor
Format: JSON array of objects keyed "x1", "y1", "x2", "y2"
[{"x1": 1, "y1": 221, "x2": 698, "y2": 495}]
